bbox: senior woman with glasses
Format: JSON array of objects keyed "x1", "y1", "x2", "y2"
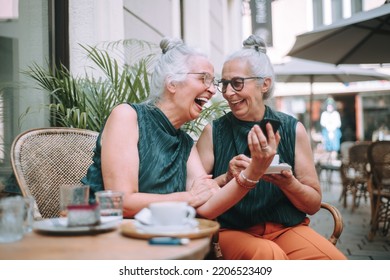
[
  {"x1": 196, "y1": 34, "x2": 346, "y2": 260},
  {"x1": 82, "y1": 37, "x2": 220, "y2": 218}
]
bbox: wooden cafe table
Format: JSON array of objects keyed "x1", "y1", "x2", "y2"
[{"x1": 0, "y1": 219, "x2": 218, "y2": 260}]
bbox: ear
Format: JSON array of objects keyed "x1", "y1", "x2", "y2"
[
  {"x1": 261, "y1": 78, "x2": 272, "y2": 93},
  {"x1": 166, "y1": 77, "x2": 176, "y2": 94}
]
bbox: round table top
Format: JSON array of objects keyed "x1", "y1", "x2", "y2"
[{"x1": 0, "y1": 220, "x2": 212, "y2": 260}]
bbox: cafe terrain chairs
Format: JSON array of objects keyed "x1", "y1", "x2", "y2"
[
  {"x1": 339, "y1": 141, "x2": 371, "y2": 211},
  {"x1": 10, "y1": 127, "x2": 98, "y2": 219},
  {"x1": 339, "y1": 141, "x2": 354, "y2": 207},
  {"x1": 367, "y1": 140, "x2": 390, "y2": 241}
]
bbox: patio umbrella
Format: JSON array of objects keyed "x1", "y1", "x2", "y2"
[
  {"x1": 273, "y1": 58, "x2": 390, "y2": 132},
  {"x1": 286, "y1": 3, "x2": 390, "y2": 65}
]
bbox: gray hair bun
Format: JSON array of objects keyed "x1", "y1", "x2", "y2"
[
  {"x1": 160, "y1": 37, "x2": 184, "y2": 54},
  {"x1": 243, "y1": 35, "x2": 267, "y2": 54}
]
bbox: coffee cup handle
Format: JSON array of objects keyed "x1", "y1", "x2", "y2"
[{"x1": 186, "y1": 206, "x2": 196, "y2": 219}]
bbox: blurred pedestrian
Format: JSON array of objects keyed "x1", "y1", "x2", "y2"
[{"x1": 320, "y1": 98, "x2": 341, "y2": 160}]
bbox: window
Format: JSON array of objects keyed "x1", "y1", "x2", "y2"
[
  {"x1": 331, "y1": 0, "x2": 343, "y2": 22},
  {"x1": 313, "y1": 0, "x2": 324, "y2": 28},
  {"x1": 0, "y1": 1, "x2": 53, "y2": 190},
  {"x1": 351, "y1": 0, "x2": 362, "y2": 15}
]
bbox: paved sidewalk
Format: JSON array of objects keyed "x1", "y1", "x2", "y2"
[{"x1": 309, "y1": 170, "x2": 390, "y2": 260}]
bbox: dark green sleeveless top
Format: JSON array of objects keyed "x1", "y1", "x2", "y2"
[
  {"x1": 212, "y1": 106, "x2": 305, "y2": 229},
  {"x1": 82, "y1": 103, "x2": 194, "y2": 202}
]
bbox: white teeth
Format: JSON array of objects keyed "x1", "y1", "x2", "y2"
[
  {"x1": 231, "y1": 99, "x2": 243, "y2": 104},
  {"x1": 196, "y1": 97, "x2": 208, "y2": 102}
]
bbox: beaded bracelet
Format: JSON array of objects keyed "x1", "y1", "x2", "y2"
[{"x1": 234, "y1": 172, "x2": 258, "y2": 190}]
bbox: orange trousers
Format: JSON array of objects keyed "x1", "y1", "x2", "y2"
[{"x1": 219, "y1": 218, "x2": 347, "y2": 260}]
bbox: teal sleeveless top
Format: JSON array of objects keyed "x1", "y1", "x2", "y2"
[
  {"x1": 82, "y1": 103, "x2": 194, "y2": 202},
  {"x1": 212, "y1": 106, "x2": 306, "y2": 228}
]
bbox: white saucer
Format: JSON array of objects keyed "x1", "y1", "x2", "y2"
[
  {"x1": 33, "y1": 216, "x2": 121, "y2": 234},
  {"x1": 134, "y1": 220, "x2": 199, "y2": 234},
  {"x1": 121, "y1": 218, "x2": 219, "y2": 239},
  {"x1": 265, "y1": 163, "x2": 292, "y2": 174}
]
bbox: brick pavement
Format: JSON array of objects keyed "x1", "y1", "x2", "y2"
[{"x1": 309, "y1": 170, "x2": 390, "y2": 260}]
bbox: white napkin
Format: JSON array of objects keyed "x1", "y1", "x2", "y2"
[{"x1": 134, "y1": 208, "x2": 153, "y2": 225}]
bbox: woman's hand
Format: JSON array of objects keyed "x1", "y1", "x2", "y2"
[
  {"x1": 188, "y1": 175, "x2": 220, "y2": 208},
  {"x1": 225, "y1": 154, "x2": 251, "y2": 183},
  {"x1": 245, "y1": 123, "x2": 280, "y2": 180},
  {"x1": 262, "y1": 169, "x2": 294, "y2": 187}
]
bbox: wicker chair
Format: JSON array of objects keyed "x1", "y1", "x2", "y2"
[
  {"x1": 208, "y1": 201, "x2": 344, "y2": 259},
  {"x1": 319, "y1": 202, "x2": 343, "y2": 246},
  {"x1": 10, "y1": 127, "x2": 99, "y2": 219},
  {"x1": 339, "y1": 141, "x2": 371, "y2": 211},
  {"x1": 339, "y1": 141, "x2": 354, "y2": 206},
  {"x1": 367, "y1": 141, "x2": 390, "y2": 241}
]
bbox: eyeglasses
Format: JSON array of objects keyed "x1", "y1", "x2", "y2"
[
  {"x1": 186, "y1": 72, "x2": 216, "y2": 88},
  {"x1": 217, "y1": 77, "x2": 263, "y2": 93}
]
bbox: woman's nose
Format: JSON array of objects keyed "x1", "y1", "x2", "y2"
[
  {"x1": 223, "y1": 85, "x2": 236, "y2": 96},
  {"x1": 208, "y1": 83, "x2": 217, "y2": 95}
]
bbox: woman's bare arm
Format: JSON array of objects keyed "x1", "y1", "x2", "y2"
[{"x1": 101, "y1": 104, "x2": 208, "y2": 217}]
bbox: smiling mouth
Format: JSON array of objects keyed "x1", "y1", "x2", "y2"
[
  {"x1": 195, "y1": 97, "x2": 209, "y2": 107},
  {"x1": 230, "y1": 99, "x2": 244, "y2": 105}
]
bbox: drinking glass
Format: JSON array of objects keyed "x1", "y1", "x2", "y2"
[
  {"x1": 0, "y1": 196, "x2": 25, "y2": 243},
  {"x1": 95, "y1": 190, "x2": 124, "y2": 220},
  {"x1": 59, "y1": 184, "x2": 90, "y2": 216}
]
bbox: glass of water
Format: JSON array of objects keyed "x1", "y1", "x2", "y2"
[
  {"x1": 0, "y1": 196, "x2": 25, "y2": 243},
  {"x1": 95, "y1": 190, "x2": 124, "y2": 221}
]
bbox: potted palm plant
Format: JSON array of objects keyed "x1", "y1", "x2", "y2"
[{"x1": 23, "y1": 39, "x2": 228, "y2": 137}]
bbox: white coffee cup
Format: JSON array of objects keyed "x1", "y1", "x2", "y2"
[{"x1": 149, "y1": 201, "x2": 196, "y2": 226}]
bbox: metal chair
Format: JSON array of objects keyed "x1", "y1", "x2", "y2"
[
  {"x1": 367, "y1": 141, "x2": 390, "y2": 241},
  {"x1": 10, "y1": 127, "x2": 99, "y2": 219}
]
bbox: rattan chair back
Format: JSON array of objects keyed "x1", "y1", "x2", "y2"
[
  {"x1": 340, "y1": 141, "x2": 354, "y2": 164},
  {"x1": 10, "y1": 128, "x2": 98, "y2": 219},
  {"x1": 367, "y1": 141, "x2": 390, "y2": 240},
  {"x1": 348, "y1": 141, "x2": 371, "y2": 179},
  {"x1": 339, "y1": 141, "x2": 371, "y2": 210}
]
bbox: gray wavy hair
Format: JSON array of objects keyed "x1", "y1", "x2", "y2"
[
  {"x1": 147, "y1": 37, "x2": 206, "y2": 104},
  {"x1": 225, "y1": 34, "x2": 275, "y2": 99}
]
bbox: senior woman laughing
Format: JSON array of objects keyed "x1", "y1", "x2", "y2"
[
  {"x1": 82, "y1": 37, "x2": 220, "y2": 218},
  {"x1": 196, "y1": 34, "x2": 347, "y2": 260}
]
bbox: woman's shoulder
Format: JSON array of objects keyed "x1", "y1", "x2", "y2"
[
  {"x1": 109, "y1": 103, "x2": 137, "y2": 119},
  {"x1": 267, "y1": 107, "x2": 297, "y2": 124},
  {"x1": 112, "y1": 102, "x2": 135, "y2": 112}
]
